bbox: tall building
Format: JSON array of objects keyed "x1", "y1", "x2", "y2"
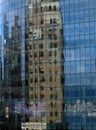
[
  {"x1": 1, "y1": 15, "x2": 23, "y2": 129},
  {"x1": 24, "y1": 0, "x2": 64, "y2": 129},
  {"x1": 0, "y1": 0, "x2": 64, "y2": 130},
  {"x1": 0, "y1": 0, "x2": 96, "y2": 130},
  {"x1": 60, "y1": 0, "x2": 96, "y2": 130}
]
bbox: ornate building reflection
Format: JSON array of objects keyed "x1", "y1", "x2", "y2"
[
  {"x1": 24, "y1": 0, "x2": 64, "y2": 129},
  {"x1": 0, "y1": 0, "x2": 64, "y2": 130}
]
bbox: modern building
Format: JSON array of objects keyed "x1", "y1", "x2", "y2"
[
  {"x1": 0, "y1": 0, "x2": 64, "y2": 130},
  {"x1": 60, "y1": 0, "x2": 96, "y2": 130},
  {"x1": 0, "y1": 0, "x2": 96, "y2": 130}
]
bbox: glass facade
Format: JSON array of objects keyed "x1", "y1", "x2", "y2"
[
  {"x1": 0, "y1": 0, "x2": 96, "y2": 130},
  {"x1": 60, "y1": 0, "x2": 96, "y2": 130},
  {"x1": 0, "y1": 0, "x2": 28, "y2": 129},
  {"x1": 0, "y1": 0, "x2": 64, "y2": 130}
]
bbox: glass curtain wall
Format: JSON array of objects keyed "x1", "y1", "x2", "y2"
[
  {"x1": 0, "y1": 0, "x2": 64, "y2": 130},
  {"x1": 0, "y1": 0, "x2": 28, "y2": 129},
  {"x1": 60, "y1": 0, "x2": 96, "y2": 130}
]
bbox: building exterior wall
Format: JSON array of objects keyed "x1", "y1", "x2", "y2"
[
  {"x1": 60, "y1": 0, "x2": 96, "y2": 130},
  {"x1": 0, "y1": 0, "x2": 64, "y2": 130},
  {"x1": 0, "y1": 0, "x2": 96, "y2": 130},
  {"x1": 0, "y1": 0, "x2": 28, "y2": 129},
  {"x1": 25, "y1": 0, "x2": 64, "y2": 129}
]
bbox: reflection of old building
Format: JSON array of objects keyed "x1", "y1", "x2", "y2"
[
  {"x1": 1, "y1": 0, "x2": 96, "y2": 130},
  {"x1": 25, "y1": 0, "x2": 64, "y2": 129},
  {"x1": 1, "y1": 15, "x2": 11, "y2": 104},
  {"x1": 12, "y1": 16, "x2": 21, "y2": 42},
  {"x1": 11, "y1": 16, "x2": 22, "y2": 100},
  {"x1": 2, "y1": 15, "x2": 22, "y2": 129},
  {"x1": 4, "y1": 16, "x2": 22, "y2": 100},
  {"x1": 0, "y1": 0, "x2": 64, "y2": 129}
]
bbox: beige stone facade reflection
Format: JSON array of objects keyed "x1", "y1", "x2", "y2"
[{"x1": 25, "y1": 0, "x2": 64, "y2": 128}]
